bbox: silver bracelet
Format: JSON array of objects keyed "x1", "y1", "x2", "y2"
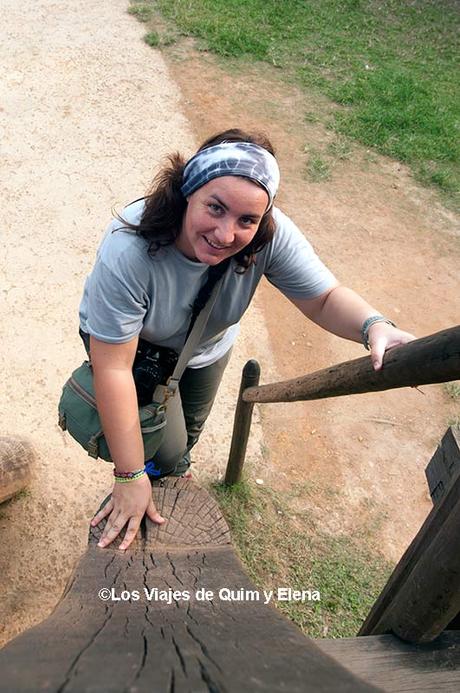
[{"x1": 361, "y1": 315, "x2": 396, "y2": 351}]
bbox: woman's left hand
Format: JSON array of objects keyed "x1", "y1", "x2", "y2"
[{"x1": 367, "y1": 322, "x2": 416, "y2": 371}]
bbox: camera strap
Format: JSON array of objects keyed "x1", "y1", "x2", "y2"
[{"x1": 153, "y1": 259, "x2": 230, "y2": 405}]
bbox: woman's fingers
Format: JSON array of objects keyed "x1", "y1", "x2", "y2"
[
  {"x1": 97, "y1": 512, "x2": 125, "y2": 548},
  {"x1": 368, "y1": 324, "x2": 416, "y2": 371},
  {"x1": 119, "y1": 516, "x2": 143, "y2": 551},
  {"x1": 93, "y1": 477, "x2": 167, "y2": 550},
  {"x1": 370, "y1": 336, "x2": 386, "y2": 371},
  {"x1": 91, "y1": 497, "x2": 114, "y2": 527},
  {"x1": 146, "y1": 498, "x2": 166, "y2": 525}
]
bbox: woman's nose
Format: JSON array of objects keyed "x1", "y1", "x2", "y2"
[{"x1": 215, "y1": 218, "x2": 236, "y2": 244}]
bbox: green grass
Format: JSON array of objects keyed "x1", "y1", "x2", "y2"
[
  {"x1": 129, "y1": 3, "x2": 178, "y2": 47},
  {"x1": 153, "y1": 0, "x2": 460, "y2": 202},
  {"x1": 144, "y1": 30, "x2": 160, "y2": 47},
  {"x1": 127, "y1": 3, "x2": 154, "y2": 22},
  {"x1": 445, "y1": 381, "x2": 460, "y2": 401},
  {"x1": 305, "y1": 150, "x2": 331, "y2": 182},
  {"x1": 303, "y1": 138, "x2": 353, "y2": 182},
  {"x1": 327, "y1": 137, "x2": 353, "y2": 161},
  {"x1": 210, "y1": 478, "x2": 391, "y2": 638}
]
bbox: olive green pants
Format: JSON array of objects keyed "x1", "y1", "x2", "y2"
[{"x1": 156, "y1": 349, "x2": 232, "y2": 475}]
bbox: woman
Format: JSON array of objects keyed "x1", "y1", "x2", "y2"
[{"x1": 79, "y1": 128, "x2": 414, "y2": 551}]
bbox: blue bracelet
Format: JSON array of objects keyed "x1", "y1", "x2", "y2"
[{"x1": 361, "y1": 315, "x2": 396, "y2": 351}]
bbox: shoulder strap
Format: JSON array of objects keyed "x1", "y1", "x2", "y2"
[
  {"x1": 186, "y1": 259, "x2": 230, "y2": 339},
  {"x1": 164, "y1": 262, "x2": 229, "y2": 399}
]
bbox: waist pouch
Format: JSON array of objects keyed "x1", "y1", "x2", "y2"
[
  {"x1": 58, "y1": 360, "x2": 167, "y2": 462},
  {"x1": 64, "y1": 267, "x2": 227, "y2": 465}
]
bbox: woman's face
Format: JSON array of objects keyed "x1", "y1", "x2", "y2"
[{"x1": 175, "y1": 176, "x2": 269, "y2": 265}]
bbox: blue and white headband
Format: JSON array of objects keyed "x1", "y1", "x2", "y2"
[{"x1": 180, "y1": 141, "x2": 280, "y2": 209}]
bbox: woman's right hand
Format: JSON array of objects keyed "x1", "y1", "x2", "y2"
[{"x1": 91, "y1": 474, "x2": 165, "y2": 550}]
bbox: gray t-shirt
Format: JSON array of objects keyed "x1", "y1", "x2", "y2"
[{"x1": 79, "y1": 199, "x2": 336, "y2": 367}]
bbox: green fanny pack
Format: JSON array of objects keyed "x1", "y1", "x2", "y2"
[{"x1": 58, "y1": 360, "x2": 167, "y2": 462}]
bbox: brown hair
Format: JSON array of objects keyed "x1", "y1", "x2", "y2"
[{"x1": 115, "y1": 128, "x2": 277, "y2": 271}]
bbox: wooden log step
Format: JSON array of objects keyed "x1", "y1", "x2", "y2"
[
  {"x1": 0, "y1": 436, "x2": 34, "y2": 504},
  {"x1": 315, "y1": 630, "x2": 460, "y2": 692},
  {"x1": 0, "y1": 478, "x2": 379, "y2": 692}
]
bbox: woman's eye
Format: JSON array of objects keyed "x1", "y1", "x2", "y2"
[
  {"x1": 208, "y1": 203, "x2": 223, "y2": 214},
  {"x1": 240, "y1": 217, "x2": 255, "y2": 226}
]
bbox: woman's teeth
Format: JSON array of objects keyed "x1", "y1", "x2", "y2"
[{"x1": 204, "y1": 236, "x2": 229, "y2": 250}]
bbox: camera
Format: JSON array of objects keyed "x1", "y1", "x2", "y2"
[{"x1": 132, "y1": 341, "x2": 179, "y2": 406}]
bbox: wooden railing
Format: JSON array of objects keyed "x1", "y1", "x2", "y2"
[
  {"x1": 226, "y1": 325, "x2": 460, "y2": 483},
  {"x1": 225, "y1": 324, "x2": 460, "y2": 648}
]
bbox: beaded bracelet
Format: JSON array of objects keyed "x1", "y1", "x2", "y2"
[
  {"x1": 113, "y1": 467, "x2": 146, "y2": 483},
  {"x1": 361, "y1": 315, "x2": 396, "y2": 351}
]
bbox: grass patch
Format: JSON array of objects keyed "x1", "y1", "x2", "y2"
[
  {"x1": 210, "y1": 478, "x2": 391, "y2": 638},
  {"x1": 144, "y1": 31, "x2": 160, "y2": 47},
  {"x1": 304, "y1": 138, "x2": 352, "y2": 182},
  {"x1": 127, "y1": 2, "x2": 154, "y2": 23},
  {"x1": 327, "y1": 137, "x2": 353, "y2": 161},
  {"x1": 305, "y1": 149, "x2": 331, "y2": 182},
  {"x1": 304, "y1": 111, "x2": 320, "y2": 124},
  {"x1": 129, "y1": 0, "x2": 178, "y2": 47},
  {"x1": 444, "y1": 381, "x2": 460, "y2": 401},
  {"x1": 14, "y1": 487, "x2": 31, "y2": 499},
  {"x1": 154, "y1": 0, "x2": 460, "y2": 203}
]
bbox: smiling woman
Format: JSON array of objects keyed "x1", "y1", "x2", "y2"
[
  {"x1": 177, "y1": 177, "x2": 268, "y2": 263},
  {"x1": 75, "y1": 127, "x2": 415, "y2": 551}
]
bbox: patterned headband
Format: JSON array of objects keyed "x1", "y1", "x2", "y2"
[{"x1": 180, "y1": 141, "x2": 280, "y2": 209}]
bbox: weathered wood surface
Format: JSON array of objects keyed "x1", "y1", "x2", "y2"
[
  {"x1": 243, "y1": 325, "x2": 460, "y2": 403},
  {"x1": 0, "y1": 478, "x2": 379, "y2": 692},
  {"x1": 316, "y1": 630, "x2": 460, "y2": 692},
  {"x1": 225, "y1": 359, "x2": 260, "y2": 485},
  {"x1": 424, "y1": 427, "x2": 460, "y2": 632},
  {"x1": 0, "y1": 436, "x2": 34, "y2": 504},
  {"x1": 425, "y1": 427, "x2": 460, "y2": 506},
  {"x1": 359, "y1": 465, "x2": 460, "y2": 643}
]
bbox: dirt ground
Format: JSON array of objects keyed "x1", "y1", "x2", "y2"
[
  {"x1": 1, "y1": 0, "x2": 459, "y2": 647},
  {"x1": 165, "y1": 45, "x2": 460, "y2": 555}
]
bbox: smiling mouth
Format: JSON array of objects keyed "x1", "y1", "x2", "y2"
[{"x1": 203, "y1": 235, "x2": 231, "y2": 250}]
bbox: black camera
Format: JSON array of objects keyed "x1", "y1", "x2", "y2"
[{"x1": 132, "y1": 341, "x2": 179, "y2": 406}]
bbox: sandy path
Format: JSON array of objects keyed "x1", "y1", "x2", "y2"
[{"x1": 0, "y1": 0, "x2": 270, "y2": 645}]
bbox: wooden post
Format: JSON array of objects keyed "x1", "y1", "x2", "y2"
[
  {"x1": 359, "y1": 453, "x2": 460, "y2": 643},
  {"x1": 225, "y1": 359, "x2": 260, "y2": 485},
  {"x1": 0, "y1": 437, "x2": 34, "y2": 504},
  {"x1": 425, "y1": 426, "x2": 460, "y2": 631},
  {"x1": 243, "y1": 326, "x2": 460, "y2": 404},
  {"x1": 425, "y1": 426, "x2": 460, "y2": 506}
]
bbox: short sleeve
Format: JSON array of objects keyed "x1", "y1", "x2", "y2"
[
  {"x1": 264, "y1": 209, "x2": 337, "y2": 299},
  {"x1": 85, "y1": 256, "x2": 148, "y2": 344}
]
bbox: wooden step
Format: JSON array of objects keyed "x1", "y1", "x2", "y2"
[
  {"x1": 316, "y1": 630, "x2": 460, "y2": 692},
  {"x1": 0, "y1": 478, "x2": 378, "y2": 692}
]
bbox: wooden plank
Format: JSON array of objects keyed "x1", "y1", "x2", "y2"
[
  {"x1": 243, "y1": 325, "x2": 460, "y2": 403},
  {"x1": 0, "y1": 437, "x2": 34, "y2": 504},
  {"x1": 426, "y1": 427, "x2": 460, "y2": 506},
  {"x1": 0, "y1": 478, "x2": 380, "y2": 692},
  {"x1": 316, "y1": 631, "x2": 460, "y2": 692},
  {"x1": 359, "y1": 471, "x2": 460, "y2": 642}
]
